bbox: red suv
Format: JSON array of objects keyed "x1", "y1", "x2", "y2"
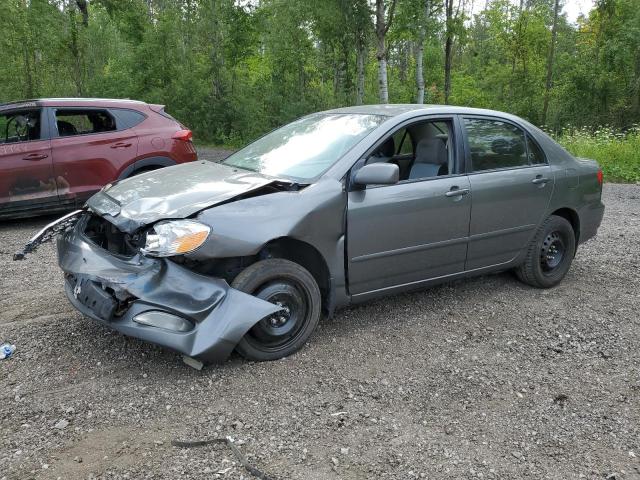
[{"x1": 0, "y1": 98, "x2": 197, "y2": 219}]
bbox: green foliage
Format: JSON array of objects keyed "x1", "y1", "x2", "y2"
[
  {"x1": 0, "y1": 0, "x2": 639, "y2": 179},
  {"x1": 558, "y1": 127, "x2": 640, "y2": 182}
]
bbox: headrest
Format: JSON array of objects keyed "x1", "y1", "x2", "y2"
[
  {"x1": 415, "y1": 138, "x2": 447, "y2": 165},
  {"x1": 57, "y1": 120, "x2": 77, "y2": 136}
]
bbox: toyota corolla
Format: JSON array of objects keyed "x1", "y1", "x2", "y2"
[{"x1": 17, "y1": 105, "x2": 605, "y2": 364}]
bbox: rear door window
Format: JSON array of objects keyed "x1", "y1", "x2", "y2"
[
  {"x1": 55, "y1": 109, "x2": 116, "y2": 137},
  {"x1": 0, "y1": 109, "x2": 41, "y2": 143},
  {"x1": 463, "y1": 118, "x2": 528, "y2": 172}
]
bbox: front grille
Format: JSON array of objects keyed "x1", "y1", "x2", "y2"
[{"x1": 83, "y1": 214, "x2": 143, "y2": 256}]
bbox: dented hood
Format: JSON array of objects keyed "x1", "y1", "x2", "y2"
[{"x1": 86, "y1": 161, "x2": 278, "y2": 232}]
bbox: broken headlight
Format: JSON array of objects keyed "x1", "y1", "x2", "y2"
[{"x1": 141, "y1": 220, "x2": 210, "y2": 257}]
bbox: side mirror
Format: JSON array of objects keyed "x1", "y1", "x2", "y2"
[{"x1": 353, "y1": 163, "x2": 399, "y2": 187}]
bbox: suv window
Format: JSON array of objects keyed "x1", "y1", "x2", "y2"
[
  {"x1": 55, "y1": 109, "x2": 116, "y2": 137},
  {"x1": 110, "y1": 108, "x2": 146, "y2": 130},
  {"x1": 0, "y1": 109, "x2": 41, "y2": 144},
  {"x1": 464, "y1": 118, "x2": 528, "y2": 172}
]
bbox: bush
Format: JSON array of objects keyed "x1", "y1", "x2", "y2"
[{"x1": 557, "y1": 126, "x2": 640, "y2": 183}]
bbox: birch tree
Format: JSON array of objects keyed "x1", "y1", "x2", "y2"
[
  {"x1": 374, "y1": 0, "x2": 398, "y2": 103},
  {"x1": 415, "y1": 0, "x2": 436, "y2": 103}
]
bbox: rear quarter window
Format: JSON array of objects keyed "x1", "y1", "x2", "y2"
[{"x1": 110, "y1": 108, "x2": 146, "y2": 130}]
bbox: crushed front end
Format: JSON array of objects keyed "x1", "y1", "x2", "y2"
[{"x1": 57, "y1": 213, "x2": 281, "y2": 363}]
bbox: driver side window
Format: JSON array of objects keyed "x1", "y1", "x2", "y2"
[
  {"x1": 366, "y1": 119, "x2": 454, "y2": 182},
  {"x1": 0, "y1": 109, "x2": 42, "y2": 144}
]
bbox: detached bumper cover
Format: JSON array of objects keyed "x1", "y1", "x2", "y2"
[{"x1": 57, "y1": 218, "x2": 281, "y2": 362}]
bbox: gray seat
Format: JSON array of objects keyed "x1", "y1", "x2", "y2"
[{"x1": 409, "y1": 138, "x2": 448, "y2": 179}]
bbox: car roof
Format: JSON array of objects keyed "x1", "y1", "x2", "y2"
[
  {"x1": 323, "y1": 104, "x2": 519, "y2": 119},
  {"x1": 0, "y1": 98, "x2": 148, "y2": 111}
]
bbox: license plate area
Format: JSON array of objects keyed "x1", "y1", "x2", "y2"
[{"x1": 73, "y1": 277, "x2": 117, "y2": 321}]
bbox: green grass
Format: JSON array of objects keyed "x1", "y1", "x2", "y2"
[{"x1": 557, "y1": 127, "x2": 640, "y2": 183}]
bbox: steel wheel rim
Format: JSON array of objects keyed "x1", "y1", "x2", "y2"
[
  {"x1": 246, "y1": 280, "x2": 310, "y2": 352},
  {"x1": 540, "y1": 230, "x2": 566, "y2": 273}
]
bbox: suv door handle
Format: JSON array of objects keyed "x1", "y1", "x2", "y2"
[
  {"x1": 532, "y1": 175, "x2": 550, "y2": 185},
  {"x1": 445, "y1": 187, "x2": 470, "y2": 197},
  {"x1": 23, "y1": 153, "x2": 49, "y2": 161},
  {"x1": 111, "y1": 142, "x2": 132, "y2": 148}
]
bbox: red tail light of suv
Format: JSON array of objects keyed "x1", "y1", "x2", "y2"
[{"x1": 0, "y1": 98, "x2": 198, "y2": 220}]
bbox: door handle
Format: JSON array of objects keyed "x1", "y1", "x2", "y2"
[
  {"x1": 532, "y1": 175, "x2": 550, "y2": 185},
  {"x1": 23, "y1": 153, "x2": 48, "y2": 161},
  {"x1": 445, "y1": 187, "x2": 470, "y2": 197},
  {"x1": 111, "y1": 142, "x2": 132, "y2": 148}
]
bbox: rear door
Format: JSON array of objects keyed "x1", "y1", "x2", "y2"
[
  {"x1": 0, "y1": 107, "x2": 57, "y2": 215},
  {"x1": 462, "y1": 116, "x2": 554, "y2": 270},
  {"x1": 49, "y1": 107, "x2": 139, "y2": 204}
]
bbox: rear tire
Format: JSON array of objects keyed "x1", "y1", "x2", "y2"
[
  {"x1": 516, "y1": 215, "x2": 576, "y2": 288},
  {"x1": 231, "y1": 259, "x2": 321, "y2": 361}
]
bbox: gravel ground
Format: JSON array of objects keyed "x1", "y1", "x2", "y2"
[{"x1": 1, "y1": 183, "x2": 639, "y2": 480}]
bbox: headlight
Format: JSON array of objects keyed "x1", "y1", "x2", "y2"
[{"x1": 141, "y1": 220, "x2": 210, "y2": 257}]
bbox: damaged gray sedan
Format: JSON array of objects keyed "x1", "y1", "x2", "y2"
[{"x1": 19, "y1": 105, "x2": 605, "y2": 363}]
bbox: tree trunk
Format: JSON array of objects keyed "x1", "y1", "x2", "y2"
[
  {"x1": 415, "y1": 0, "x2": 430, "y2": 104},
  {"x1": 416, "y1": 42, "x2": 425, "y2": 103},
  {"x1": 75, "y1": 0, "x2": 88, "y2": 27},
  {"x1": 444, "y1": 0, "x2": 453, "y2": 104},
  {"x1": 542, "y1": 0, "x2": 560, "y2": 125},
  {"x1": 375, "y1": 0, "x2": 397, "y2": 104},
  {"x1": 356, "y1": 39, "x2": 366, "y2": 105}
]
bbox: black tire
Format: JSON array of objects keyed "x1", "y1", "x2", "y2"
[
  {"x1": 516, "y1": 215, "x2": 576, "y2": 288},
  {"x1": 231, "y1": 259, "x2": 321, "y2": 361}
]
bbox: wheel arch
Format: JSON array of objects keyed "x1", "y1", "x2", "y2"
[
  {"x1": 118, "y1": 156, "x2": 177, "y2": 179},
  {"x1": 550, "y1": 207, "x2": 580, "y2": 244},
  {"x1": 259, "y1": 237, "x2": 333, "y2": 316}
]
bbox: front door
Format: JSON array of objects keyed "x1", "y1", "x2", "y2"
[
  {"x1": 0, "y1": 108, "x2": 56, "y2": 215},
  {"x1": 347, "y1": 117, "x2": 471, "y2": 296},
  {"x1": 462, "y1": 116, "x2": 555, "y2": 270}
]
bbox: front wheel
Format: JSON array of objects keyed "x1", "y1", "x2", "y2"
[
  {"x1": 516, "y1": 215, "x2": 576, "y2": 288},
  {"x1": 231, "y1": 259, "x2": 321, "y2": 361}
]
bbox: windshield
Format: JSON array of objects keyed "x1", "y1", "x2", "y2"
[{"x1": 222, "y1": 113, "x2": 386, "y2": 181}]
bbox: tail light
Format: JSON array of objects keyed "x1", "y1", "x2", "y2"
[
  {"x1": 172, "y1": 129, "x2": 193, "y2": 142},
  {"x1": 596, "y1": 168, "x2": 603, "y2": 185}
]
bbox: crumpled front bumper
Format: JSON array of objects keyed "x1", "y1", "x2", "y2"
[{"x1": 57, "y1": 216, "x2": 281, "y2": 363}]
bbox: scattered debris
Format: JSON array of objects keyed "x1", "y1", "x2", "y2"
[
  {"x1": 0, "y1": 343, "x2": 16, "y2": 360},
  {"x1": 553, "y1": 394, "x2": 569, "y2": 406},
  {"x1": 171, "y1": 436, "x2": 276, "y2": 480},
  {"x1": 182, "y1": 355, "x2": 204, "y2": 370},
  {"x1": 53, "y1": 419, "x2": 69, "y2": 430}
]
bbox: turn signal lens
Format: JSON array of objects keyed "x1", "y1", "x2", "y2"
[
  {"x1": 142, "y1": 220, "x2": 210, "y2": 257},
  {"x1": 596, "y1": 168, "x2": 603, "y2": 185}
]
